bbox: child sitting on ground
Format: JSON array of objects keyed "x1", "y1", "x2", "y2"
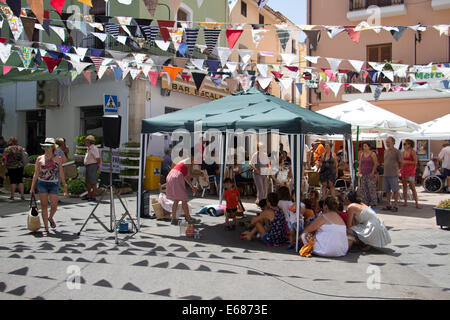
[
  {"x1": 303, "y1": 199, "x2": 316, "y2": 226},
  {"x1": 223, "y1": 178, "x2": 240, "y2": 231},
  {"x1": 280, "y1": 189, "x2": 305, "y2": 250}
]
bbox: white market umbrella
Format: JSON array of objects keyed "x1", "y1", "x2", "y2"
[{"x1": 395, "y1": 114, "x2": 450, "y2": 140}]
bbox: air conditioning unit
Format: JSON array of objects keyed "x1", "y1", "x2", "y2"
[{"x1": 36, "y1": 80, "x2": 59, "y2": 107}]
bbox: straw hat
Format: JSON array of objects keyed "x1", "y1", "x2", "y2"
[
  {"x1": 85, "y1": 135, "x2": 96, "y2": 143},
  {"x1": 40, "y1": 137, "x2": 56, "y2": 147}
]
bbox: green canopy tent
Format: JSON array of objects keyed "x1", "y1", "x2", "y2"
[{"x1": 139, "y1": 88, "x2": 353, "y2": 251}]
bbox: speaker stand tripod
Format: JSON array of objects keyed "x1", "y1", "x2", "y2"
[{"x1": 77, "y1": 147, "x2": 138, "y2": 244}]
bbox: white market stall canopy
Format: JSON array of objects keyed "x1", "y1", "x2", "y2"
[
  {"x1": 394, "y1": 114, "x2": 450, "y2": 140},
  {"x1": 317, "y1": 99, "x2": 421, "y2": 133}
]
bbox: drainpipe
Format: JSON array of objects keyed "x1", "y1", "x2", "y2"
[{"x1": 307, "y1": 0, "x2": 312, "y2": 110}]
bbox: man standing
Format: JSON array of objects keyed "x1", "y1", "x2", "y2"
[
  {"x1": 438, "y1": 142, "x2": 450, "y2": 193},
  {"x1": 83, "y1": 135, "x2": 100, "y2": 202},
  {"x1": 382, "y1": 137, "x2": 403, "y2": 212}
]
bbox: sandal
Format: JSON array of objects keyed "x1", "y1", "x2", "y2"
[
  {"x1": 42, "y1": 229, "x2": 49, "y2": 237},
  {"x1": 391, "y1": 207, "x2": 398, "y2": 212},
  {"x1": 49, "y1": 218, "x2": 56, "y2": 229},
  {"x1": 382, "y1": 206, "x2": 392, "y2": 211}
]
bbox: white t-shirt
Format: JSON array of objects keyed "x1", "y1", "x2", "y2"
[
  {"x1": 278, "y1": 200, "x2": 305, "y2": 224},
  {"x1": 439, "y1": 146, "x2": 450, "y2": 170},
  {"x1": 423, "y1": 160, "x2": 440, "y2": 178}
]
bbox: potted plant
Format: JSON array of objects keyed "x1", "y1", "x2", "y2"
[{"x1": 434, "y1": 199, "x2": 450, "y2": 229}]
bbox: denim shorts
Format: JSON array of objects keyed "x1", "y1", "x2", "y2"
[
  {"x1": 382, "y1": 176, "x2": 400, "y2": 193},
  {"x1": 36, "y1": 180, "x2": 59, "y2": 195},
  {"x1": 401, "y1": 176, "x2": 415, "y2": 182}
]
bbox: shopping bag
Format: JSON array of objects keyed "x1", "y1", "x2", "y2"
[{"x1": 27, "y1": 195, "x2": 41, "y2": 232}]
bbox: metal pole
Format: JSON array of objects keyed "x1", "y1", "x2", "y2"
[
  {"x1": 295, "y1": 134, "x2": 303, "y2": 252},
  {"x1": 137, "y1": 133, "x2": 146, "y2": 230},
  {"x1": 219, "y1": 132, "x2": 227, "y2": 204},
  {"x1": 354, "y1": 126, "x2": 360, "y2": 187}
]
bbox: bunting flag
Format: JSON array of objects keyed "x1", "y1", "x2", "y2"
[
  {"x1": 50, "y1": 0, "x2": 65, "y2": 15},
  {"x1": 83, "y1": 70, "x2": 92, "y2": 83},
  {"x1": 392, "y1": 64, "x2": 409, "y2": 78},
  {"x1": 3, "y1": 65, "x2": 12, "y2": 75},
  {"x1": 0, "y1": 43, "x2": 12, "y2": 63},
  {"x1": 69, "y1": 60, "x2": 91, "y2": 74},
  {"x1": 326, "y1": 57, "x2": 342, "y2": 73},
  {"x1": 90, "y1": 57, "x2": 103, "y2": 74},
  {"x1": 258, "y1": 0, "x2": 269, "y2": 10},
  {"x1": 275, "y1": 29, "x2": 290, "y2": 51},
  {"x1": 169, "y1": 28, "x2": 184, "y2": 51},
  {"x1": 390, "y1": 26, "x2": 407, "y2": 41},
  {"x1": 93, "y1": 32, "x2": 107, "y2": 42},
  {"x1": 206, "y1": 59, "x2": 220, "y2": 74},
  {"x1": 303, "y1": 56, "x2": 319, "y2": 64},
  {"x1": 143, "y1": 0, "x2": 158, "y2": 17},
  {"x1": 18, "y1": 47, "x2": 33, "y2": 68},
  {"x1": 192, "y1": 72, "x2": 207, "y2": 90},
  {"x1": 211, "y1": 76, "x2": 223, "y2": 88},
  {"x1": 228, "y1": 0, "x2": 238, "y2": 14},
  {"x1": 140, "y1": 25, "x2": 159, "y2": 45},
  {"x1": 148, "y1": 70, "x2": 159, "y2": 87},
  {"x1": 129, "y1": 68, "x2": 140, "y2": 80},
  {"x1": 350, "y1": 83, "x2": 366, "y2": 93},
  {"x1": 157, "y1": 20, "x2": 175, "y2": 42},
  {"x1": 167, "y1": 0, "x2": 182, "y2": 14},
  {"x1": 320, "y1": 83, "x2": 330, "y2": 95},
  {"x1": 97, "y1": 65, "x2": 108, "y2": 79},
  {"x1": 178, "y1": 42, "x2": 187, "y2": 56},
  {"x1": 21, "y1": 17, "x2": 35, "y2": 41},
  {"x1": 368, "y1": 62, "x2": 385, "y2": 72},
  {"x1": 112, "y1": 65, "x2": 123, "y2": 80},
  {"x1": 155, "y1": 40, "x2": 171, "y2": 51},
  {"x1": 278, "y1": 77, "x2": 293, "y2": 90},
  {"x1": 346, "y1": 28, "x2": 361, "y2": 44},
  {"x1": 6, "y1": 0, "x2": 21, "y2": 17},
  {"x1": 104, "y1": 23, "x2": 120, "y2": 39},
  {"x1": 295, "y1": 83, "x2": 303, "y2": 95},
  {"x1": 271, "y1": 71, "x2": 283, "y2": 79},
  {"x1": 256, "y1": 76, "x2": 272, "y2": 90},
  {"x1": 348, "y1": 59, "x2": 364, "y2": 73},
  {"x1": 174, "y1": 57, "x2": 188, "y2": 68},
  {"x1": 7, "y1": 16, "x2": 24, "y2": 41},
  {"x1": 285, "y1": 66, "x2": 298, "y2": 72},
  {"x1": 78, "y1": 0, "x2": 92, "y2": 6},
  {"x1": 181, "y1": 72, "x2": 191, "y2": 83},
  {"x1": 327, "y1": 26, "x2": 345, "y2": 39},
  {"x1": 237, "y1": 74, "x2": 252, "y2": 91},
  {"x1": 216, "y1": 47, "x2": 233, "y2": 67},
  {"x1": 226, "y1": 62, "x2": 238, "y2": 73},
  {"x1": 184, "y1": 28, "x2": 199, "y2": 56},
  {"x1": 204, "y1": 28, "x2": 221, "y2": 54},
  {"x1": 43, "y1": 56, "x2": 62, "y2": 73},
  {"x1": 162, "y1": 65, "x2": 183, "y2": 82},
  {"x1": 281, "y1": 53, "x2": 296, "y2": 66},
  {"x1": 238, "y1": 49, "x2": 254, "y2": 64},
  {"x1": 191, "y1": 58, "x2": 205, "y2": 70},
  {"x1": 382, "y1": 70, "x2": 394, "y2": 82},
  {"x1": 303, "y1": 30, "x2": 321, "y2": 50},
  {"x1": 27, "y1": 0, "x2": 44, "y2": 24},
  {"x1": 434, "y1": 25, "x2": 450, "y2": 37},
  {"x1": 91, "y1": 48, "x2": 104, "y2": 57},
  {"x1": 257, "y1": 64, "x2": 268, "y2": 77},
  {"x1": 251, "y1": 29, "x2": 268, "y2": 48},
  {"x1": 226, "y1": 29, "x2": 243, "y2": 49}
]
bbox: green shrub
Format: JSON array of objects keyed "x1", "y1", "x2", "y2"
[
  {"x1": 437, "y1": 199, "x2": 450, "y2": 209},
  {"x1": 28, "y1": 155, "x2": 39, "y2": 163},
  {"x1": 120, "y1": 169, "x2": 139, "y2": 176},
  {"x1": 23, "y1": 164, "x2": 35, "y2": 177},
  {"x1": 67, "y1": 177, "x2": 87, "y2": 195},
  {"x1": 124, "y1": 142, "x2": 140, "y2": 148}
]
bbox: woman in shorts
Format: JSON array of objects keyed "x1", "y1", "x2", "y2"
[{"x1": 400, "y1": 139, "x2": 421, "y2": 209}]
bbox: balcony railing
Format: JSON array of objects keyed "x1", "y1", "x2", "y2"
[{"x1": 349, "y1": 0, "x2": 404, "y2": 11}]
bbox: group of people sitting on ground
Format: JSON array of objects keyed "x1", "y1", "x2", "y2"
[{"x1": 233, "y1": 181, "x2": 391, "y2": 257}]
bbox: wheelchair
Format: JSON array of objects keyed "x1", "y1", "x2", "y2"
[{"x1": 423, "y1": 175, "x2": 445, "y2": 193}]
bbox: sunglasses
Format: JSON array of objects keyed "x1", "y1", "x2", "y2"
[{"x1": 42, "y1": 145, "x2": 52, "y2": 148}]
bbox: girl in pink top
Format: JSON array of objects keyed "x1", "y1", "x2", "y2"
[{"x1": 400, "y1": 139, "x2": 421, "y2": 209}]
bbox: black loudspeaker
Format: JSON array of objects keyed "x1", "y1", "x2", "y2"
[{"x1": 102, "y1": 115, "x2": 121, "y2": 148}]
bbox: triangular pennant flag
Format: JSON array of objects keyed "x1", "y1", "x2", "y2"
[
  {"x1": 226, "y1": 29, "x2": 243, "y2": 49},
  {"x1": 203, "y1": 28, "x2": 221, "y2": 54},
  {"x1": 143, "y1": 0, "x2": 158, "y2": 17},
  {"x1": 167, "y1": 0, "x2": 182, "y2": 15},
  {"x1": 0, "y1": 43, "x2": 12, "y2": 64},
  {"x1": 112, "y1": 65, "x2": 123, "y2": 80},
  {"x1": 279, "y1": 78, "x2": 293, "y2": 90},
  {"x1": 178, "y1": 42, "x2": 188, "y2": 56},
  {"x1": 228, "y1": 0, "x2": 238, "y2": 14},
  {"x1": 433, "y1": 25, "x2": 450, "y2": 37},
  {"x1": 191, "y1": 58, "x2": 205, "y2": 70},
  {"x1": 50, "y1": 0, "x2": 65, "y2": 15},
  {"x1": 327, "y1": 82, "x2": 342, "y2": 96},
  {"x1": 21, "y1": 17, "x2": 35, "y2": 41},
  {"x1": 6, "y1": 0, "x2": 21, "y2": 17},
  {"x1": 350, "y1": 84, "x2": 367, "y2": 93},
  {"x1": 373, "y1": 85, "x2": 383, "y2": 101},
  {"x1": 281, "y1": 53, "x2": 296, "y2": 66},
  {"x1": 320, "y1": 83, "x2": 330, "y2": 95},
  {"x1": 155, "y1": 40, "x2": 171, "y2": 51},
  {"x1": 169, "y1": 28, "x2": 184, "y2": 51},
  {"x1": 216, "y1": 47, "x2": 233, "y2": 67},
  {"x1": 50, "y1": 26, "x2": 65, "y2": 41},
  {"x1": 140, "y1": 25, "x2": 159, "y2": 46},
  {"x1": 42, "y1": 19, "x2": 51, "y2": 36},
  {"x1": 211, "y1": 76, "x2": 223, "y2": 88},
  {"x1": 392, "y1": 64, "x2": 409, "y2": 78},
  {"x1": 90, "y1": 57, "x2": 103, "y2": 74},
  {"x1": 382, "y1": 70, "x2": 394, "y2": 82},
  {"x1": 258, "y1": 0, "x2": 269, "y2": 10},
  {"x1": 349, "y1": 59, "x2": 364, "y2": 73},
  {"x1": 92, "y1": 32, "x2": 107, "y2": 42},
  {"x1": 251, "y1": 29, "x2": 268, "y2": 48},
  {"x1": 70, "y1": 60, "x2": 91, "y2": 74},
  {"x1": 18, "y1": 47, "x2": 34, "y2": 68},
  {"x1": 271, "y1": 71, "x2": 283, "y2": 79},
  {"x1": 47, "y1": 50, "x2": 62, "y2": 61},
  {"x1": 285, "y1": 66, "x2": 298, "y2": 72},
  {"x1": 181, "y1": 72, "x2": 191, "y2": 83},
  {"x1": 275, "y1": 29, "x2": 290, "y2": 51},
  {"x1": 184, "y1": 28, "x2": 199, "y2": 56},
  {"x1": 174, "y1": 57, "x2": 188, "y2": 69},
  {"x1": 129, "y1": 68, "x2": 140, "y2": 80},
  {"x1": 162, "y1": 65, "x2": 183, "y2": 82},
  {"x1": 148, "y1": 71, "x2": 158, "y2": 87},
  {"x1": 207, "y1": 60, "x2": 220, "y2": 74},
  {"x1": 57, "y1": 45, "x2": 71, "y2": 54},
  {"x1": 237, "y1": 74, "x2": 252, "y2": 91},
  {"x1": 43, "y1": 56, "x2": 62, "y2": 73},
  {"x1": 27, "y1": 0, "x2": 44, "y2": 25},
  {"x1": 74, "y1": 47, "x2": 88, "y2": 59},
  {"x1": 238, "y1": 49, "x2": 254, "y2": 64},
  {"x1": 390, "y1": 26, "x2": 407, "y2": 41},
  {"x1": 226, "y1": 62, "x2": 238, "y2": 73},
  {"x1": 3, "y1": 65, "x2": 12, "y2": 75},
  {"x1": 117, "y1": 35, "x2": 128, "y2": 45},
  {"x1": 256, "y1": 76, "x2": 272, "y2": 90},
  {"x1": 83, "y1": 70, "x2": 92, "y2": 83},
  {"x1": 97, "y1": 65, "x2": 108, "y2": 79},
  {"x1": 91, "y1": 48, "x2": 104, "y2": 57},
  {"x1": 104, "y1": 23, "x2": 120, "y2": 39},
  {"x1": 303, "y1": 30, "x2": 321, "y2": 51},
  {"x1": 369, "y1": 62, "x2": 385, "y2": 72},
  {"x1": 327, "y1": 26, "x2": 345, "y2": 39},
  {"x1": 8, "y1": 16, "x2": 24, "y2": 41},
  {"x1": 326, "y1": 57, "x2": 342, "y2": 73},
  {"x1": 157, "y1": 20, "x2": 175, "y2": 42},
  {"x1": 346, "y1": 28, "x2": 361, "y2": 44},
  {"x1": 303, "y1": 56, "x2": 319, "y2": 64},
  {"x1": 78, "y1": 0, "x2": 92, "y2": 6},
  {"x1": 192, "y1": 72, "x2": 207, "y2": 90},
  {"x1": 295, "y1": 83, "x2": 303, "y2": 95},
  {"x1": 257, "y1": 64, "x2": 268, "y2": 77}
]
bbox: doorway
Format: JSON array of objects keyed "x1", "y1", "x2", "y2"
[{"x1": 26, "y1": 110, "x2": 46, "y2": 155}]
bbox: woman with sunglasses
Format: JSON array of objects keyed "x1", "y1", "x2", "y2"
[{"x1": 30, "y1": 138, "x2": 67, "y2": 236}]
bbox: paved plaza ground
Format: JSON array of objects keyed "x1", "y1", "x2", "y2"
[{"x1": 0, "y1": 187, "x2": 449, "y2": 300}]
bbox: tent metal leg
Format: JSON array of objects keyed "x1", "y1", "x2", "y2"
[
  {"x1": 219, "y1": 132, "x2": 227, "y2": 204},
  {"x1": 295, "y1": 134, "x2": 304, "y2": 253},
  {"x1": 137, "y1": 133, "x2": 146, "y2": 230}
]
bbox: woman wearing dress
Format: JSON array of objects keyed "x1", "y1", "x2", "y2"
[
  {"x1": 166, "y1": 148, "x2": 200, "y2": 225},
  {"x1": 30, "y1": 138, "x2": 67, "y2": 236},
  {"x1": 400, "y1": 139, "x2": 421, "y2": 209},
  {"x1": 358, "y1": 142, "x2": 378, "y2": 207},
  {"x1": 343, "y1": 190, "x2": 391, "y2": 251},
  {"x1": 317, "y1": 142, "x2": 338, "y2": 199},
  {"x1": 300, "y1": 196, "x2": 348, "y2": 257}
]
